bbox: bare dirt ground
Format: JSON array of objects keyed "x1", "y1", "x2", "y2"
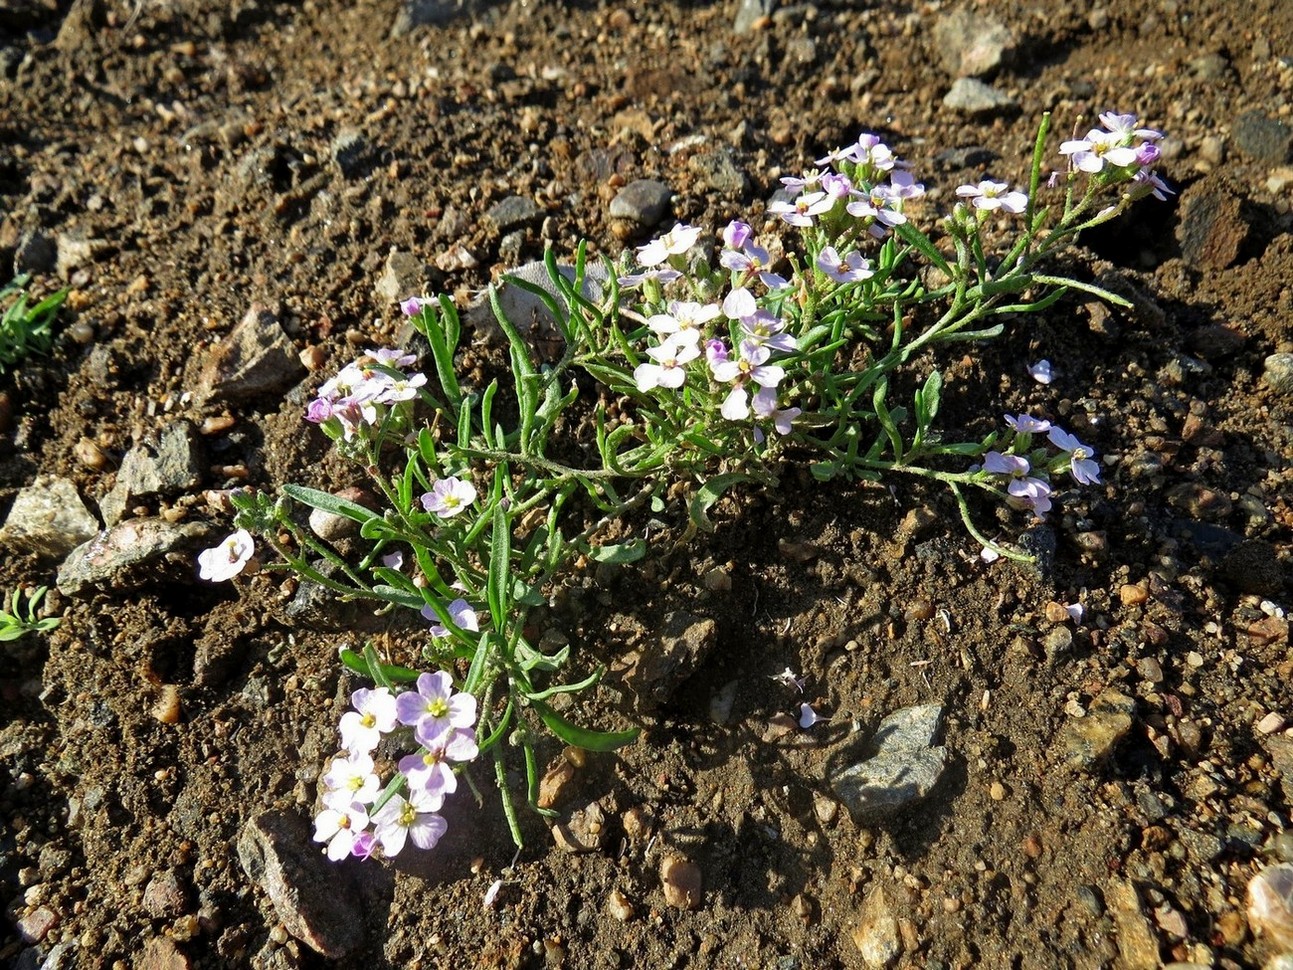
[{"x1": 2, "y1": 0, "x2": 1292, "y2": 967}]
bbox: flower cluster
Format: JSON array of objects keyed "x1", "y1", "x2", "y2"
[
  {"x1": 312, "y1": 673, "x2": 480, "y2": 861},
  {"x1": 977, "y1": 413, "x2": 1101, "y2": 518},
  {"x1": 1061, "y1": 111, "x2": 1171, "y2": 200},
  {"x1": 305, "y1": 348, "x2": 425, "y2": 443}
]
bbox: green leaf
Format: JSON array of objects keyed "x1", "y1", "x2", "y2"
[
  {"x1": 525, "y1": 665, "x2": 606, "y2": 701},
  {"x1": 809, "y1": 462, "x2": 839, "y2": 482},
  {"x1": 588, "y1": 539, "x2": 647, "y2": 564},
  {"x1": 688, "y1": 473, "x2": 752, "y2": 534},
  {"x1": 282, "y1": 484, "x2": 380, "y2": 525},
  {"x1": 486, "y1": 502, "x2": 511, "y2": 634},
  {"x1": 338, "y1": 647, "x2": 421, "y2": 683},
  {"x1": 531, "y1": 700, "x2": 639, "y2": 752}
]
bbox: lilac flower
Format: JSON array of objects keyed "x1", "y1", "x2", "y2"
[
  {"x1": 769, "y1": 190, "x2": 833, "y2": 228},
  {"x1": 380, "y1": 550, "x2": 404, "y2": 570},
  {"x1": 1127, "y1": 167, "x2": 1174, "y2": 202},
  {"x1": 366, "y1": 348, "x2": 419, "y2": 369},
  {"x1": 634, "y1": 335, "x2": 701, "y2": 392},
  {"x1": 752, "y1": 386, "x2": 801, "y2": 436},
  {"x1": 618, "y1": 266, "x2": 682, "y2": 288},
  {"x1": 1028, "y1": 359, "x2": 1053, "y2": 384},
  {"x1": 705, "y1": 339, "x2": 729, "y2": 367},
  {"x1": 722, "y1": 219, "x2": 753, "y2": 250},
  {"x1": 399, "y1": 727, "x2": 480, "y2": 803},
  {"x1": 421, "y1": 597, "x2": 480, "y2": 638},
  {"x1": 711, "y1": 338, "x2": 785, "y2": 393},
  {"x1": 983, "y1": 451, "x2": 1053, "y2": 516},
  {"x1": 372, "y1": 789, "x2": 448, "y2": 857},
  {"x1": 817, "y1": 132, "x2": 895, "y2": 172},
  {"x1": 636, "y1": 224, "x2": 702, "y2": 267},
  {"x1": 322, "y1": 751, "x2": 381, "y2": 807},
  {"x1": 1098, "y1": 112, "x2": 1163, "y2": 142},
  {"x1": 816, "y1": 246, "x2": 874, "y2": 283},
  {"x1": 1064, "y1": 603, "x2": 1085, "y2": 624},
  {"x1": 339, "y1": 686, "x2": 398, "y2": 754},
  {"x1": 1060, "y1": 129, "x2": 1140, "y2": 173},
  {"x1": 1047, "y1": 427, "x2": 1101, "y2": 485},
  {"x1": 740, "y1": 311, "x2": 797, "y2": 354},
  {"x1": 421, "y1": 476, "x2": 477, "y2": 518},
  {"x1": 313, "y1": 800, "x2": 371, "y2": 862},
  {"x1": 955, "y1": 180, "x2": 1028, "y2": 214},
  {"x1": 649, "y1": 301, "x2": 720, "y2": 345},
  {"x1": 350, "y1": 831, "x2": 376, "y2": 860},
  {"x1": 197, "y1": 529, "x2": 255, "y2": 582},
  {"x1": 883, "y1": 169, "x2": 925, "y2": 201},
  {"x1": 719, "y1": 239, "x2": 789, "y2": 290},
  {"x1": 779, "y1": 170, "x2": 826, "y2": 195},
  {"x1": 400, "y1": 296, "x2": 428, "y2": 316},
  {"x1": 798, "y1": 703, "x2": 827, "y2": 729},
  {"x1": 396, "y1": 672, "x2": 478, "y2": 746},
  {"x1": 820, "y1": 171, "x2": 854, "y2": 200},
  {"x1": 305, "y1": 397, "x2": 333, "y2": 424},
  {"x1": 1004, "y1": 413, "x2": 1051, "y2": 434}
]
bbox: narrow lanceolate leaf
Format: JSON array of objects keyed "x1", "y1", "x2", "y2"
[
  {"x1": 486, "y1": 503, "x2": 512, "y2": 634},
  {"x1": 531, "y1": 700, "x2": 639, "y2": 752},
  {"x1": 689, "y1": 473, "x2": 752, "y2": 534},
  {"x1": 282, "y1": 484, "x2": 380, "y2": 524},
  {"x1": 338, "y1": 647, "x2": 420, "y2": 684}
]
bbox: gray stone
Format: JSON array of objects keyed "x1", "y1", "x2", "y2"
[
  {"x1": 1058, "y1": 688, "x2": 1136, "y2": 769},
  {"x1": 237, "y1": 811, "x2": 364, "y2": 959},
  {"x1": 330, "y1": 128, "x2": 369, "y2": 179},
  {"x1": 0, "y1": 476, "x2": 99, "y2": 559},
  {"x1": 485, "y1": 195, "x2": 542, "y2": 234},
  {"x1": 942, "y1": 78, "x2": 1017, "y2": 116},
  {"x1": 1264, "y1": 733, "x2": 1293, "y2": 807},
  {"x1": 1233, "y1": 110, "x2": 1293, "y2": 164},
  {"x1": 374, "y1": 249, "x2": 428, "y2": 305},
  {"x1": 100, "y1": 422, "x2": 203, "y2": 527},
  {"x1": 690, "y1": 149, "x2": 749, "y2": 195},
  {"x1": 932, "y1": 9, "x2": 1013, "y2": 77},
  {"x1": 465, "y1": 259, "x2": 608, "y2": 344},
  {"x1": 609, "y1": 179, "x2": 672, "y2": 226},
  {"x1": 733, "y1": 0, "x2": 773, "y2": 35},
  {"x1": 14, "y1": 231, "x2": 55, "y2": 275},
  {"x1": 56, "y1": 518, "x2": 215, "y2": 596},
  {"x1": 1263, "y1": 353, "x2": 1293, "y2": 396},
  {"x1": 391, "y1": 0, "x2": 498, "y2": 34},
  {"x1": 831, "y1": 704, "x2": 947, "y2": 824},
  {"x1": 195, "y1": 304, "x2": 305, "y2": 405}
]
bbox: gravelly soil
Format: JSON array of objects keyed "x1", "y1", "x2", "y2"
[{"x1": 1, "y1": 0, "x2": 1292, "y2": 968}]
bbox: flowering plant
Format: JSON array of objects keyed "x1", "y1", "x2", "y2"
[{"x1": 202, "y1": 111, "x2": 1168, "y2": 860}]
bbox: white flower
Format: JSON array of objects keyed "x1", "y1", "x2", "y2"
[
  {"x1": 635, "y1": 224, "x2": 701, "y2": 267},
  {"x1": 313, "y1": 801, "x2": 370, "y2": 862},
  {"x1": 372, "y1": 790, "x2": 448, "y2": 857},
  {"x1": 197, "y1": 529, "x2": 255, "y2": 582},
  {"x1": 338, "y1": 687, "x2": 398, "y2": 754}
]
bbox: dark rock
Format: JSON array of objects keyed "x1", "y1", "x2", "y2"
[
  {"x1": 614, "y1": 610, "x2": 716, "y2": 706},
  {"x1": 1219, "y1": 539, "x2": 1286, "y2": 597},
  {"x1": 100, "y1": 422, "x2": 204, "y2": 526},
  {"x1": 831, "y1": 704, "x2": 947, "y2": 824},
  {"x1": 0, "y1": 475, "x2": 99, "y2": 559},
  {"x1": 932, "y1": 145, "x2": 998, "y2": 170},
  {"x1": 485, "y1": 195, "x2": 542, "y2": 234},
  {"x1": 690, "y1": 149, "x2": 749, "y2": 195},
  {"x1": 1058, "y1": 689, "x2": 1136, "y2": 769},
  {"x1": 195, "y1": 304, "x2": 305, "y2": 405},
  {"x1": 391, "y1": 0, "x2": 498, "y2": 34},
  {"x1": 609, "y1": 179, "x2": 672, "y2": 226},
  {"x1": 330, "y1": 128, "x2": 370, "y2": 179},
  {"x1": 1175, "y1": 181, "x2": 1249, "y2": 272},
  {"x1": 237, "y1": 812, "x2": 363, "y2": 959},
  {"x1": 143, "y1": 869, "x2": 190, "y2": 918},
  {"x1": 14, "y1": 230, "x2": 55, "y2": 275},
  {"x1": 1186, "y1": 323, "x2": 1245, "y2": 360},
  {"x1": 1232, "y1": 110, "x2": 1293, "y2": 164}
]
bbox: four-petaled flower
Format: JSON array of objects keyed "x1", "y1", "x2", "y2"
[
  {"x1": 372, "y1": 789, "x2": 448, "y2": 857},
  {"x1": 198, "y1": 529, "x2": 255, "y2": 582},
  {"x1": 422, "y1": 597, "x2": 480, "y2": 639},
  {"x1": 400, "y1": 296, "x2": 427, "y2": 316},
  {"x1": 956, "y1": 180, "x2": 1028, "y2": 214},
  {"x1": 1047, "y1": 427, "x2": 1101, "y2": 485},
  {"x1": 339, "y1": 686, "x2": 398, "y2": 754},
  {"x1": 636, "y1": 224, "x2": 702, "y2": 267},
  {"x1": 421, "y1": 476, "x2": 477, "y2": 518},
  {"x1": 313, "y1": 800, "x2": 370, "y2": 862},
  {"x1": 634, "y1": 335, "x2": 701, "y2": 392},
  {"x1": 983, "y1": 451, "x2": 1052, "y2": 516},
  {"x1": 1004, "y1": 413, "x2": 1051, "y2": 434},
  {"x1": 322, "y1": 751, "x2": 381, "y2": 807},
  {"x1": 398, "y1": 727, "x2": 480, "y2": 804},
  {"x1": 816, "y1": 246, "x2": 874, "y2": 283},
  {"x1": 396, "y1": 671, "x2": 478, "y2": 747},
  {"x1": 769, "y1": 190, "x2": 833, "y2": 228}
]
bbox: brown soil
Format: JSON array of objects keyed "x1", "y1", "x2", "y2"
[{"x1": 2, "y1": 0, "x2": 1292, "y2": 968}]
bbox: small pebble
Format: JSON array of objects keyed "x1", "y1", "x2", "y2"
[
  {"x1": 73, "y1": 436, "x2": 109, "y2": 470},
  {"x1": 990, "y1": 781, "x2": 1007, "y2": 801},
  {"x1": 606, "y1": 890, "x2": 634, "y2": 922},
  {"x1": 1120, "y1": 583, "x2": 1149, "y2": 606},
  {"x1": 660, "y1": 855, "x2": 703, "y2": 910},
  {"x1": 152, "y1": 684, "x2": 182, "y2": 724},
  {"x1": 1257, "y1": 712, "x2": 1287, "y2": 735}
]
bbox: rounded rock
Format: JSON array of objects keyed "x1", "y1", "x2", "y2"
[
  {"x1": 1248, "y1": 864, "x2": 1293, "y2": 951},
  {"x1": 1263, "y1": 354, "x2": 1293, "y2": 396},
  {"x1": 660, "y1": 854, "x2": 703, "y2": 910}
]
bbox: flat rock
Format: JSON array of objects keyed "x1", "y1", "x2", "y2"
[
  {"x1": 465, "y1": 260, "x2": 608, "y2": 344},
  {"x1": 609, "y1": 179, "x2": 673, "y2": 225},
  {"x1": 831, "y1": 704, "x2": 947, "y2": 824},
  {"x1": 932, "y1": 9, "x2": 1013, "y2": 77},
  {"x1": 196, "y1": 304, "x2": 305, "y2": 405},
  {"x1": 1175, "y1": 180, "x2": 1249, "y2": 271},
  {"x1": 56, "y1": 518, "x2": 215, "y2": 596},
  {"x1": 374, "y1": 249, "x2": 429, "y2": 305},
  {"x1": 1232, "y1": 110, "x2": 1293, "y2": 164},
  {"x1": 237, "y1": 811, "x2": 364, "y2": 959},
  {"x1": 942, "y1": 78, "x2": 1017, "y2": 116},
  {"x1": 614, "y1": 610, "x2": 717, "y2": 707},
  {"x1": 100, "y1": 421, "x2": 204, "y2": 527},
  {"x1": 1059, "y1": 688, "x2": 1136, "y2": 769},
  {"x1": 1106, "y1": 877, "x2": 1162, "y2": 970},
  {"x1": 485, "y1": 195, "x2": 542, "y2": 234},
  {"x1": 0, "y1": 476, "x2": 99, "y2": 559},
  {"x1": 690, "y1": 148, "x2": 749, "y2": 195}
]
